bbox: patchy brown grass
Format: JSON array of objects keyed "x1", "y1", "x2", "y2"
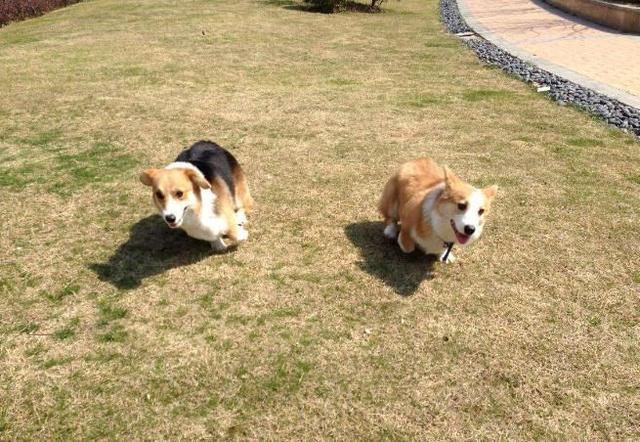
[{"x1": 1, "y1": 0, "x2": 639, "y2": 439}]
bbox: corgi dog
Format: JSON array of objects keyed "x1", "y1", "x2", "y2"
[
  {"x1": 140, "y1": 140, "x2": 253, "y2": 251},
  {"x1": 379, "y1": 158, "x2": 497, "y2": 263}
]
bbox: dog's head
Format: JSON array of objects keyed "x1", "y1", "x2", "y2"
[
  {"x1": 435, "y1": 166, "x2": 497, "y2": 246},
  {"x1": 140, "y1": 168, "x2": 210, "y2": 229}
]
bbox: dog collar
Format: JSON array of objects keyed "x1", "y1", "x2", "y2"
[{"x1": 442, "y1": 242, "x2": 454, "y2": 262}]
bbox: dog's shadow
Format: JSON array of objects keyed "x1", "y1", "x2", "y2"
[
  {"x1": 90, "y1": 215, "x2": 218, "y2": 290},
  {"x1": 345, "y1": 221, "x2": 436, "y2": 296}
]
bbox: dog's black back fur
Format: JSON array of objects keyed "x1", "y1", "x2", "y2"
[{"x1": 175, "y1": 140, "x2": 237, "y2": 197}]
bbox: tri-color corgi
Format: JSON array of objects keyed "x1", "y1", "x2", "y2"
[
  {"x1": 379, "y1": 158, "x2": 497, "y2": 263},
  {"x1": 140, "y1": 140, "x2": 253, "y2": 251}
]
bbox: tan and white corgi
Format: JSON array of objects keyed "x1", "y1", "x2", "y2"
[
  {"x1": 379, "y1": 157, "x2": 497, "y2": 263},
  {"x1": 140, "y1": 140, "x2": 253, "y2": 251}
]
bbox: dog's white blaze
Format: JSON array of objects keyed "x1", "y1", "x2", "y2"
[
  {"x1": 430, "y1": 188, "x2": 486, "y2": 247},
  {"x1": 461, "y1": 189, "x2": 484, "y2": 230},
  {"x1": 450, "y1": 189, "x2": 485, "y2": 245},
  {"x1": 162, "y1": 198, "x2": 189, "y2": 224}
]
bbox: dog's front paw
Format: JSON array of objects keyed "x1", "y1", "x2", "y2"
[
  {"x1": 439, "y1": 251, "x2": 456, "y2": 263},
  {"x1": 235, "y1": 210, "x2": 248, "y2": 226},
  {"x1": 237, "y1": 226, "x2": 249, "y2": 242},
  {"x1": 383, "y1": 223, "x2": 398, "y2": 239},
  {"x1": 211, "y1": 237, "x2": 228, "y2": 252}
]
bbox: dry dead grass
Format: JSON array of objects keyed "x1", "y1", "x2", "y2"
[{"x1": 1, "y1": 0, "x2": 639, "y2": 439}]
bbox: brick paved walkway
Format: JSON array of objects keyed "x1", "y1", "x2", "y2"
[{"x1": 457, "y1": 0, "x2": 640, "y2": 109}]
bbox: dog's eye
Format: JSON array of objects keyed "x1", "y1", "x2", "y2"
[
  {"x1": 478, "y1": 208, "x2": 485, "y2": 216},
  {"x1": 176, "y1": 191, "x2": 183, "y2": 198},
  {"x1": 155, "y1": 191, "x2": 164, "y2": 200},
  {"x1": 457, "y1": 202, "x2": 467, "y2": 211}
]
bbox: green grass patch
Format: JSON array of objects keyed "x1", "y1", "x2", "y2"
[
  {"x1": 53, "y1": 327, "x2": 75, "y2": 341},
  {"x1": 14, "y1": 322, "x2": 39, "y2": 334},
  {"x1": 1, "y1": 0, "x2": 639, "y2": 439},
  {"x1": 424, "y1": 38, "x2": 459, "y2": 48},
  {"x1": 0, "y1": 140, "x2": 138, "y2": 192},
  {"x1": 0, "y1": 415, "x2": 7, "y2": 433},
  {"x1": 84, "y1": 350, "x2": 124, "y2": 364},
  {"x1": 97, "y1": 324, "x2": 128, "y2": 343},
  {"x1": 43, "y1": 284, "x2": 80, "y2": 303},
  {"x1": 53, "y1": 142, "x2": 138, "y2": 194},
  {"x1": 0, "y1": 164, "x2": 38, "y2": 188},
  {"x1": 24, "y1": 343, "x2": 48, "y2": 357},
  {"x1": 588, "y1": 316, "x2": 602, "y2": 327},
  {"x1": 566, "y1": 137, "x2": 604, "y2": 148},
  {"x1": 270, "y1": 306, "x2": 301, "y2": 319},
  {"x1": 53, "y1": 318, "x2": 79, "y2": 341},
  {"x1": 264, "y1": 353, "x2": 312, "y2": 393},
  {"x1": 463, "y1": 89, "x2": 515, "y2": 101},
  {"x1": 0, "y1": 264, "x2": 38, "y2": 292},
  {"x1": 328, "y1": 78, "x2": 360, "y2": 87},
  {"x1": 402, "y1": 93, "x2": 441, "y2": 108},
  {"x1": 23, "y1": 128, "x2": 63, "y2": 147},
  {"x1": 42, "y1": 357, "x2": 73, "y2": 369},
  {"x1": 97, "y1": 300, "x2": 128, "y2": 326}
]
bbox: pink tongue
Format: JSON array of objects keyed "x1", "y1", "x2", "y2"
[{"x1": 456, "y1": 232, "x2": 469, "y2": 244}]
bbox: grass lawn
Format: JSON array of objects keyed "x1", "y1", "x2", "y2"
[{"x1": 1, "y1": 0, "x2": 639, "y2": 439}]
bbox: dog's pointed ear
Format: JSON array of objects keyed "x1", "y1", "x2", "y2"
[
  {"x1": 186, "y1": 170, "x2": 211, "y2": 189},
  {"x1": 482, "y1": 184, "x2": 498, "y2": 201},
  {"x1": 140, "y1": 169, "x2": 159, "y2": 186},
  {"x1": 443, "y1": 165, "x2": 459, "y2": 189}
]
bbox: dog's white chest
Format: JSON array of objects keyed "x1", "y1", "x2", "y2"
[
  {"x1": 180, "y1": 212, "x2": 222, "y2": 241},
  {"x1": 180, "y1": 189, "x2": 227, "y2": 242},
  {"x1": 412, "y1": 230, "x2": 445, "y2": 254}
]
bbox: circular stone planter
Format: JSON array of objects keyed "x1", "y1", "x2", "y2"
[{"x1": 543, "y1": 0, "x2": 640, "y2": 34}]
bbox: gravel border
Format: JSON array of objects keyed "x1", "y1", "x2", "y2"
[{"x1": 440, "y1": 0, "x2": 640, "y2": 136}]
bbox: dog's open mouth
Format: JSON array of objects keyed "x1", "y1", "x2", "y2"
[{"x1": 450, "y1": 220, "x2": 470, "y2": 245}]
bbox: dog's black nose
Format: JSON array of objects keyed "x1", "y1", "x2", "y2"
[
  {"x1": 165, "y1": 214, "x2": 176, "y2": 223},
  {"x1": 464, "y1": 225, "x2": 476, "y2": 236}
]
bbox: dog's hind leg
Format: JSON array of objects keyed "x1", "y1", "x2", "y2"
[
  {"x1": 232, "y1": 164, "x2": 253, "y2": 227},
  {"x1": 212, "y1": 177, "x2": 247, "y2": 245},
  {"x1": 379, "y1": 176, "x2": 399, "y2": 238},
  {"x1": 233, "y1": 167, "x2": 252, "y2": 227}
]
